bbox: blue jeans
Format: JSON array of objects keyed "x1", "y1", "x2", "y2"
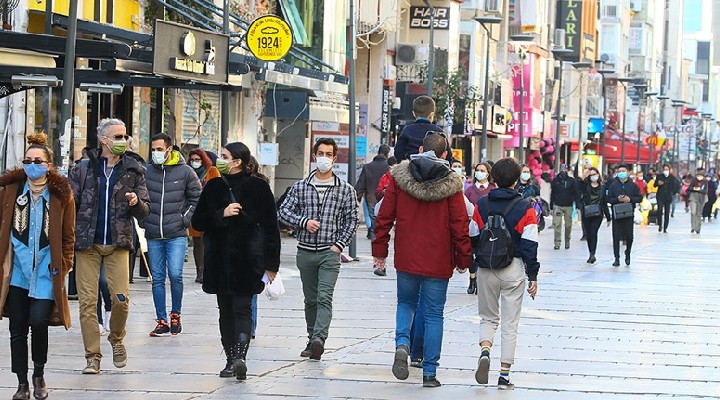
[
  {"x1": 395, "y1": 271, "x2": 449, "y2": 377},
  {"x1": 251, "y1": 294, "x2": 257, "y2": 336},
  {"x1": 148, "y1": 237, "x2": 187, "y2": 321},
  {"x1": 409, "y1": 292, "x2": 425, "y2": 360}
]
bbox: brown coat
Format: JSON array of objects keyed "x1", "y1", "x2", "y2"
[{"x1": 0, "y1": 168, "x2": 75, "y2": 329}]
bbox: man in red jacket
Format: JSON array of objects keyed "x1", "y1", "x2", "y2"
[{"x1": 372, "y1": 132, "x2": 472, "y2": 388}]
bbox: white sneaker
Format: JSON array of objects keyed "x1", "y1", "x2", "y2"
[
  {"x1": 104, "y1": 311, "x2": 111, "y2": 332},
  {"x1": 99, "y1": 323, "x2": 107, "y2": 336}
]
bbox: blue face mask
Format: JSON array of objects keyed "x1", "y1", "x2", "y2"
[
  {"x1": 520, "y1": 172, "x2": 531, "y2": 182},
  {"x1": 617, "y1": 172, "x2": 628, "y2": 180},
  {"x1": 23, "y1": 164, "x2": 48, "y2": 180}
]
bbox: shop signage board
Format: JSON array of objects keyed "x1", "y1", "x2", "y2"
[
  {"x1": 153, "y1": 20, "x2": 229, "y2": 85},
  {"x1": 246, "y1": 15, "x2": 294, "y2": 61},
  {"x1": 408, "y1": 6, "x2": 450, "y2": 30}
]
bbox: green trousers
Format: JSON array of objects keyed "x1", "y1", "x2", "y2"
[{"x1": 296, "y1": 248, "x2": 341, "y2": 341}]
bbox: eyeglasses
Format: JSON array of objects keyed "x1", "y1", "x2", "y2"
[
  {"x1": 425, "y1": 131, "x2": 447, "y2": 138},
  {"x1": 189, "y1": 158, "x2": 202, "y2": 162},
  {"x1": 109, "y1": 134, "x2": 130, "y2": 140},
  {"x1": 22, "y1": 158, "x2": 48, "y2": 165}
]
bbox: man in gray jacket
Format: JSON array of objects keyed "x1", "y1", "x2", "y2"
[
  {"x1": 278, "y1": 137, "x2": 359, "y2": 360},
  {"x1": 144, "y1": 133, "x2": 201, "y2": 337}
]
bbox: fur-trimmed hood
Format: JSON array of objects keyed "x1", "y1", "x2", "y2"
[
  {"x1": 391, "y1": 159, "x2": 464, "y2": 202},
  {"x1": 0, "y1": 168, "x2": 73, "y2": 205}
]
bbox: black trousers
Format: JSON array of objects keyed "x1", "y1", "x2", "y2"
[
  {"x1": 217, "y1": 293, "x2": 253, "y2": 349},
  {"x1": 612, "y1": 218, "x2": 634, "y2": 259},
  {"x1": 583, "y1": 216, "x2": 603, "y2": 255},
  {"x1": 657, "y1": 200, "x2": 672, "y2": 230},
  {"x1": 7, "y1": 286, "x2": 54, "y2": 377},
  {"x1": 469, "y1": 236, "x2": 479, "y2": 274},
  {"x1": 703, "y1": 197, "x2": 716, "y2": 218}
]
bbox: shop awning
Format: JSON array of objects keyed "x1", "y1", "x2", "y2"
[
  {"x1": 0, "y1": 48, "x2": 56, "y2": 68},
  {"x1": 585, "y1": 138, "x2": 658, "y2": 165}
]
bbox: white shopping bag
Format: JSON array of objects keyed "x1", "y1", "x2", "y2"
[{"x1": 262, "y1": 272, "x2": 285, "y2": 301}]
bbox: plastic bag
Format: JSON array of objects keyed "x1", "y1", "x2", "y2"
[
  {"x1": 263, "y1": 272, "x2": 285, "y2": 301},
  {"x1": 633, "y1": 208, "x2": 643, "y2": 224}
]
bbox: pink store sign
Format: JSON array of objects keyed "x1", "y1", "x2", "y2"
[{"x1": 505, "y1": 57, "x2": 538, "y2": 147}]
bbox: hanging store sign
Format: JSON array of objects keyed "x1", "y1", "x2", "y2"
[
  {"x1": 246, "y1": 15, "x2": 294, "y2": 61},
  {"x1": 555, "y1": 0, "x2": 583, "y2": 61},
  {"x1": 380, "y1": 82, "x2": 392, "y2": 142},
  {"x1": 409, "y1": 6, "x2": 450, "y2": 30},
  {"x1": 153, "y1": 20, "x2": 229, "y2": 85}
]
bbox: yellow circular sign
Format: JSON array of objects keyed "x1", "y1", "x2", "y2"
[{"x1": 246, "y1": 15, "x2": 293, "y2": 61}]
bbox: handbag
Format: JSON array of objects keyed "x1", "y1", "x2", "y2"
[
  {"x1": 583, "y1": 203, "x2": 601, "y2": 218},
  {"x1": 612, "y1": 202, "x2": 634, "y2": 220}
]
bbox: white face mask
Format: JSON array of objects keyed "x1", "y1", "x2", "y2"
[
  {"x1": 316, "y1": 156, "x2": 333, "y2": 173},
  {"x1": 190, "y1": 161, "x2": 202, "y2": 169},
  {"x1": 152, "y1": 150, "x2": 167, "y2": 165},
  {"x1": 663, "y1": 170, "x2": 670, "y2": 177},
  {"x1": 452, "y1": 167, "x2": 463, "y2": 176},
  {"x1": 590, "y1": 175, "x2": 599, "y2": 182},
  {"x1": 475, "y1": 171, "x2": 488, "y2": 181}
]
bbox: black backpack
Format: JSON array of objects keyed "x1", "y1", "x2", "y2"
[{"x1": 474, "y1": 196, "x2": 523, "y2": 270}]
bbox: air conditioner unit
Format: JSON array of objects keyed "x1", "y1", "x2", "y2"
[
  {"x1": 485, "y1": 0, "x2": 502, "y2": 13},
  {"x1": 395, "y1": 44, "x2": 429, "y2": 66},
  {"x1": 600, "y1": 53, "x2": 617, "y2": 64},
  {"x1": 630, "y1": 1, "x2": 642, "y2": 12}
]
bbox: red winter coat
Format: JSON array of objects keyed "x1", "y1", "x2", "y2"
[{"x1": 372, "y1": 158, "x2": 472, "y2": 279}]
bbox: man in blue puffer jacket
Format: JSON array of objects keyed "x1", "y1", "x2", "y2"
[{"x1": 143, "y1": 133, "x2": 201, "y2": 337}]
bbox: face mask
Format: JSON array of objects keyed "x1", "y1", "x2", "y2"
[
  {"x1": 663, "y1": 171, "x2": 670, "y2": 177},
  {"x1": 216, "y1": 158, "x2": 230, "y2": 174},
  {"x1": 617, "y1": 172, "x2": 628, "y2": 180},
  {"x1": 108, "y1": 139, "x2": 127, "y2": 156},
  {"x1": 316, "y1": 156, "x2": 333, "y2": 174},
  {"x1": 453, "y1": 167, "x2": 463, "y2": 176},
  {"x1": 520, "y1": 172, "x2": 531, "y2": 182},
  {"x1": 590, "y1": 175, "x2": 599, "y2": 182},
  {"x1": 697, "y1": 175, "x2": 705, "y2": 181},
  {"x1": 23, "y1": 164, "x2": 48, "y2": 180},
  {"x1": 190, "y1": 161, "x2": 202, "y2": 169},
  {"x1": 152, "y1": 150, "x2": 167, "y2": 165},
  {"x1": 475, "y1": 171, "x2": 488, "y2": 181}
]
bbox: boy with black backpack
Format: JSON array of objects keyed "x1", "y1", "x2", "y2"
[{"x1": 471, "y1": 157, "x2": 540, "y2": 390}]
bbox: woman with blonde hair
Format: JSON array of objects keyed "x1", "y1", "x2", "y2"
[{"x1": 0, "y1": 133, "x2": 75, "y2": 400}]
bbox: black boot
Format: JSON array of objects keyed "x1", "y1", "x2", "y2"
[
  {"x1": 233, "y1": 333, "x2": 251, "y2": 381},
  {"x1": 467, "y1": 277, "x2": 477, "y2": 295},
  {"x1": 195, "y1": 265, "x2": 203, "y2": 284},
  {"x1": 220, "y1": 346, "x2": 235, "y2": 377}
]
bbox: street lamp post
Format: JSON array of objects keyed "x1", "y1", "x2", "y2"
[
  {"x1": 617, "y1": 77, "x2": 634, "y2": 165},
  {"x1": 424, "y1": 0, "x2": 435, "y2": 96},
  {"x1": 510, "y1": 34, "x2": 534, "y2": 164},
  {"x1": 632, "y1": 83, "x2": 648, "y2": 167},
  {"x1": 596, "y1": 60, "x2": 615, "y2": 172},
  {"x1": 655, "y1": 94, "x2": 669, "y2": 168},
  {"x1": 552, "y1": 48, "x2": 572, "y2": 173},
  {"x1": 475, "y1": 16, "x2": 502, "y2": 162},
  {"x1": 671, "y1": 101, "x2": 684, "y2": 173},
  {"x1": 572, "y1": 62, "x2": 591, "y2": 171}
]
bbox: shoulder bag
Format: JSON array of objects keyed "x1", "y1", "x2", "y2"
[
  {"x1": 612, "y1": 202, "x2": 634, "y2": 220},
  {"x1": 583, "y1": 203, "x2": 601, "y2": 218}
]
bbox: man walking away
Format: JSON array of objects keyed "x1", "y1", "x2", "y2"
[
  {"x1": 70, "y1": 118, "x2": 150, "y2": 374},
  {"x1": 278, "y1": 138, "x2": 359, "y2": 361},
  {"x1": 655, "y1": 164, "x2": 678, "y2": 233},
  {"x1": 550, "y1": 164, "x2": 578, "y2": 250},
  {"x1": 393, "y1": 96, "x2": 451, "y2": 161},
  {"x1": 607, "y1": 164, "x2": 642, "y2": 266},
  {"x1": 472, "y1": 157, "x2": 539, "y2": 390},
  {"x1": 687, "y1": 168, "x2": 708, "y2": 234},
  {"x1": 144, "y1": 133, "x2": 201, "y2": 337},
  {"x1": 355, "y1": 144, "x2": 390, "y2": 240},
  {"x1": 372, "y1": 132, "x2": 472, "y2": 388}
]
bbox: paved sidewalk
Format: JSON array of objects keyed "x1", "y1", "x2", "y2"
[{"x1": 1, "y1": 211, "x2": 719, "y2": 399}]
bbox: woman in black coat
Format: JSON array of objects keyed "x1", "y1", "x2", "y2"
[
  {"x1": 191, "y1": 142, "x2": 280, "y2": 381},
  {"x1": 580, "y1": 167, "x2": 611, "y2": 264}
]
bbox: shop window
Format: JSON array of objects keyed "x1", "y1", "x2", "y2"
[
  {"x1": 278, "y1": 0, "x2": 324, "y2": 61},
  {"x1": 33, "y1": 88, "x2": 61, "y2": 159}
]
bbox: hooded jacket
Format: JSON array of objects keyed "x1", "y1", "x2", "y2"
[
  {"x1": 143, "y1": 150, "x2": 202, "y2": 240},
  {"x1": 0, "y1": 169, "x2": 75, "y2": 328},
  {"x1": 550, "y1": 172, "x2": 579, "y2": 208},
  {"x1": 69, "y1": 148, "x2": 150, "y2": 251},
  {"x1": 372, "y1": 153, "x2": 472, "y2": 279}
]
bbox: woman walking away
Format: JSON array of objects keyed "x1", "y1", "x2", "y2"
[
  {"x1": 465, "y1": 162, "x2": 495, "y2": 294},
  {"x1": 579, "y1": 168, "x2": 611, "y2": 264},
  {"x1": 191, "y1": 142, "x2": 280, "y2": 381},
  {"x1": 187, "y1": 148, "x2": 221, "y2": 283},
  {"x1": 0, "y1": 133, "x2": 75, "y2": 400},
  {"x1": 688, "y1": 168, "x2": 708, "y2": 234}
]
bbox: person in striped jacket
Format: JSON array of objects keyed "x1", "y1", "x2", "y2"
[
  {"x1": 471, "y1": 157, "x2": 540, "y2": 390},
  {"x1": 278, "y1": 138, "x2": 359, "y2": 361}
]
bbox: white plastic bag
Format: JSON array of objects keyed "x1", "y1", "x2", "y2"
[
  {"x1": 633, "y1": 208, "x2": 643, "y2": 224},
  {"x1": 263, "y1": 272, "x2": 285, "y2": 301}
]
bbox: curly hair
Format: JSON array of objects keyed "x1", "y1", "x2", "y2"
[{"x1": 188, "y1": 148, "x2": 213, "y2": 169}]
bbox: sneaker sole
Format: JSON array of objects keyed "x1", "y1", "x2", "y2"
[
  {"x1": 498, "y1": 384, "x2": 515, "y2": 390},
  {"x1": 149, "y1": 332, "x2": 171, "y2": 337},
  {"x1": 309, "y1": 340, "x2": 324, "y2": 360},
  {"x1": 392, "y1": 348, "x2": 409, "y2": 380},
  {"x1": 81, "y1": 369, "x2": 99, "y2": 375},
  {"x1": 113, "y1": 359, "x2": 127, "y2": 368},
  {"x1": 475, "y1": 356, "x2": 490, "y2": 384}
]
